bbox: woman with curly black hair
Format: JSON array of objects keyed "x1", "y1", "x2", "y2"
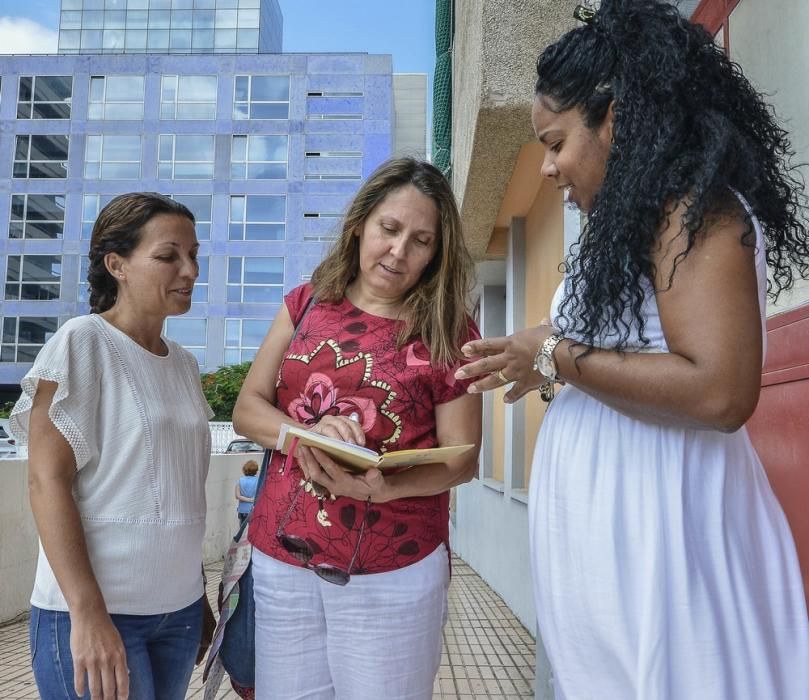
[{"x1": 458, "y1": 1, "x2": 809, "y2": 697}]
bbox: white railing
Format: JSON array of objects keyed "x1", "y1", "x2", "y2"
[
  {"x1": 0, "y1": 422, "x2": 241, "y2": 458},
  {"x1": 210, "y1": 421, "x2": 241, "y2": 454}
]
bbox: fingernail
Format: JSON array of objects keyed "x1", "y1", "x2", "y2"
[
  {"x1": 461, "y1": 344, "x2": 471, "y2": 354},
  {"x1": 468, "y1": 385, "x2": 478, "y2": 393},
  {"x1": 455, "y1": 369, "x2": 466, "y2": 379}
]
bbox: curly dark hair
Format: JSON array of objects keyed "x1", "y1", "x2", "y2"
[
  {"x1": 88, "y1": 193, "x2": 195, "y2": 313},
  {"x1": 536, "y1": 0, "x2": 809, "y2": 350}
]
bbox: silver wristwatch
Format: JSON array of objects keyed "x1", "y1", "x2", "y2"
[{"x1": 532, "y1": 332, "x2": 564, "y2": 383}]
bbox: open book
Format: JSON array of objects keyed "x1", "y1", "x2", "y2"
[{"x1": 277, "y1": 424, "x2": 476, "y2": 472}]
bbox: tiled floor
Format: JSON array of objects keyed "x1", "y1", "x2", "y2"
[{"x1": 0, "y1": 557, "x2": 535, "y2": 699}]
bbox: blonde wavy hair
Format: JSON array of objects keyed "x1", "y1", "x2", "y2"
[{"x1": 311, "y1": 157, "x2": 474, "y2": 367}]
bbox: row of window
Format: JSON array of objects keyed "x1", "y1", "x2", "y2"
[
  {"x1": 1, "y1": 314, "x2": 270, "y2": 366},
  {"x1": 60, "y1": 28, "x2": 261, "y2": 53},
  {"x1": 11, "y1": 75, "x2": 363, "y2": 121},
  {"x1": 4, "y1": 254, "x2": 283, "y2": 304},
  {"x1": 11, "y1": 133, "x2": 362, "y2": 181},
  {"x1": 8, "y1": 193, "x2": 326, "y2": 241},
  {"x1": 61, "y1": 8, "x2": 261, "y2": 29},
  {"x1": 61, "y1": 0, "x2": 263, "y2": 10}
]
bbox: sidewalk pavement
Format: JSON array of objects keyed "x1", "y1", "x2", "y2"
[{"x1": 0, "y1": 556, "x2": 536, "y2": 699}]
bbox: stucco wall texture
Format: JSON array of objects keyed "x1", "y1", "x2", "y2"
[{"x1": 452, "y1": 0, "x2": 574, "y2": 259}]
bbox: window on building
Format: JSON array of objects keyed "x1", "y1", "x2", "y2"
[
  {"x1": 303, "y1": 148, "x2": 363, "y2": 179},
  {"x1": 305, "y1": 113, "x2": 362, "y2": 121},
  {"x1": 160, "y1": 75, "x2": 217, "y2": 119},
  {"x1": 306, "y1": 91, "x2": 364, "y2": 98},
  {"x1": 58, "y1": 30, "x2": 80, "y2": 52},
  {"x1": 85, "y1": 135, "x2": 142, "y2": 179},
  {"x1": 306, "y1": 92, "x2": 363, "y2": 120},
  {"x1": 165, "y1": 318, "x2": 207, "y2": 365},
  {"x1": 227, "y1": 257, "x2": 283, "y2": 303},
  {"x1": 125, "y1": 28, "x2": 148, "y2": 52},
  {"x1": 192, "y1": 256, "x2": 208, "y2": 302},
  {"x1": 1, "y1": 317, "x2": 59, "y2": 363},
  {"x1": 303, "y1": 174, "x2": 362, "y2": 181},
  {"x1": 231, "y1": 134, "x2": 287, "y2": 179},
  {"x1": 214, "y1": 28, "x2": 236, "y2": 51},
  {"x1": 302, "y1": 211, "x2": 340, "y2": 242},
  {"x1": 304, "y1": 151, "x2": 362, "y2": 158},
  {"x1": 17, "y1": 76, "x2": 73, "y2": 119},
  {"x1": 5, "y1": 255, "x2": 62, "y2": 301},
  {"x1": 171, "y1": 194, "x2": 212, "y2": 240},
  {"x1": 233, "y1": 75, "x2": 289, "y2": 119},
  {"x1": 13, "y1": 135, "x2": 69, "y2": 179},
  {"x1": 690, "y1": 0, "x2": 741, "y2": 50},
  {"x1": 224, "y1": 317, "x2": 271, "y2": 364},
  {"x1": 229, "y1": 195, "x2": 285, "y2": 241},
  {"x1": 158, "y1": 134, "x2": 215, "y2": 179},
  {"x1": 88, "y1": 75, "x2": 145, "y2": 119},
  {"x1": 78, "y1": 256, "x2": 90, "y2": 303},
  {"x1": 82, "y1": 194, "x2": 115, "y2": 238},
  {"x1": 9, "y1": 194, "x2": 66, "y2": 239}
]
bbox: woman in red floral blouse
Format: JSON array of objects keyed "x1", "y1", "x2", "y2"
[{"x1": 233, "y1": 157, "x2": 482, "y2": 699}]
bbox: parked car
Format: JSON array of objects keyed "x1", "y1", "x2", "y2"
[
  {"x1": 0, "y1": 420, "x2": 18, "y2": 458},
  {"x1": 225, "y1": 438, "x2": 263, "y2": 454}
]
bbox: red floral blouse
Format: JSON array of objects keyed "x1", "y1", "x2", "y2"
[{"x1": 248, "y1": 284, "x2": 479, "y2": 575}]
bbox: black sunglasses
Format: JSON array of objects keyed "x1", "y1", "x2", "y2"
[{"x1": 277, "y1": 437, "x2": 370, "y2": 586}]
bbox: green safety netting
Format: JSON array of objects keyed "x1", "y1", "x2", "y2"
[{"x1": 432, "y1": 0, "x2": 453, "y2": 176}]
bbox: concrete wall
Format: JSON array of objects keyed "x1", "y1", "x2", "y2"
[
  {"x1": 0, "y1": 454, "x2": 245, "y2": 624},
  {"x1": 0, "y1": 459, "x2": 38, "y2": 623},
  {"x1": 451, "y1": 0, "x2": 573, "y2": 258},
  {"x1": 727, "y1": 0, "x2": 809, "y2": 314}
]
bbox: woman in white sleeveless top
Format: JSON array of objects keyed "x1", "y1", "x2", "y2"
[
  {"x1": 12, "y1": 193, "x2": 213, "y2": 700},
  {"x1": 457, "y1": 1, "x2": 809, "y2": 698}
]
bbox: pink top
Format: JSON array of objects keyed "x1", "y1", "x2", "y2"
[{"x1": 249, "y1": 284, "x2": 479, "y2": 574}]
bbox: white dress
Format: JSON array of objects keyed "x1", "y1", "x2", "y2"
[{"x1": 529, "y1": 197, "x2": 809, "y2": 699}]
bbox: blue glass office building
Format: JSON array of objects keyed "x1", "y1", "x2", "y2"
[{"x1": 0, "y1": 0, "x2": 400, "y2": 394}]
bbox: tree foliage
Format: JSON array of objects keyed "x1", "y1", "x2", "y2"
[{"x1": 200, "y1": 362, "x2": 252, "y2": 421}]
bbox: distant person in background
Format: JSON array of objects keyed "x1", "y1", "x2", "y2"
[
  {"x1": 12, "y1": 192, "x2": 213, "y2": 700},
  {"x1": 235, "y1": 459, "x2": 259, "y2": 523}
]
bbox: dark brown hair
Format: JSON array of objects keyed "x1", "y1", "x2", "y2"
[
  {"x1": 88, "y1": 192, "x2": 195, "y2": 313},
  {"x1": 242, "y1": 459, "x2": 259, "y2": 476}
]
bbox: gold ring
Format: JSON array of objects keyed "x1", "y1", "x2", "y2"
[{"x1": 496, "y1": 369, "x2": 509, "y2": 383}]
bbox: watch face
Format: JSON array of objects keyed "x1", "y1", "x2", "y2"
[{"x1": 539, "y1": 353, "x2": 555, "y2": 378}]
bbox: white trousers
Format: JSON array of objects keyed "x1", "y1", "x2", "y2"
[{"x1": 252, "y1": 544, "x2": 450, "y2": 700}]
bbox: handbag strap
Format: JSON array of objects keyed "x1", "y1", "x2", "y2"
[{"x1": 233, "y1": 293, "x2": 316, "y2": 541}]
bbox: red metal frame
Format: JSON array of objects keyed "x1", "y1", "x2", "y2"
[
  {"x1": 691, "y1": 0, "x2": 742, "y2": 48},
  {"x1": 747, "y1": 303, "x2": 809, "y2": 609}
]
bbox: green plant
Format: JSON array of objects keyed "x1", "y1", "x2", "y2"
[
  {"x1": 0, "y1": 400, "x2": 16, "y2": 419},
  {"x1": 200, "y1": 362, "x2": 252, "y2": 421}
]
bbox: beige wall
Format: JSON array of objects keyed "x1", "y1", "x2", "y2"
[
  {"x1": 491, "y1": 386, "x2": 506, "y2": 482},
  {"x1": 729, "y1": 0, "x2": 809, "y2": 314},
  {"x1": 522, "y1": 181, "x2": 565, "y2": 485},
  {"x1": 0, "y1": 459, "x2": 38, "y2": 623},
  {"x1": 0, "y1": 455, "x2": 246, "y2": 623}
]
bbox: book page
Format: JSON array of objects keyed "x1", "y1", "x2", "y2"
[
  {"x1": 277, "y1": 424, "x2": 476, "y2": 472},
  {"x1": 277, "y1": 424, "x2": 380, "y2": 470},
  {"x1": 376, "y1": 444, "x2": 476, "y2": 470}
]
